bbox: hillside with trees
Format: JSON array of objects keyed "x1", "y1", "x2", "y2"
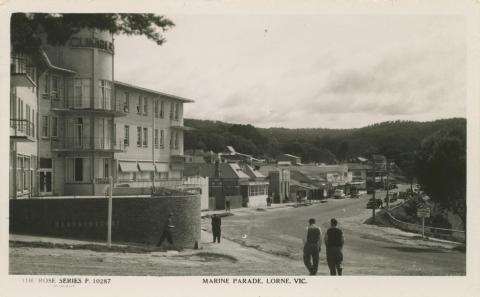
[{"x1": 184, "y1": 117, "x2": 466, "y2": 168}]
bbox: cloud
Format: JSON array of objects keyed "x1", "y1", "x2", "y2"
[{"x1": 115, "y1": 14, "x2": 466, "y2": 129}]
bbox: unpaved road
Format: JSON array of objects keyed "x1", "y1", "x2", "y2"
[
  {"x1": 10, "y1": 188, "x2": 465, "y2": 276},
  {"x1": 212, "y1": 193, "x2": 465, "y2": 275}
]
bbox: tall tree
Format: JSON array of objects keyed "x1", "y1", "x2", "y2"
[
  {"x1": 11, "y1": 13, "x2": 175, "y2": 53},
  {"x1": 416, "y1": 127, "x2": 466, "y2": 231},
  {"x1": 396, "y1": 151, "x2": 417, "y2": 189}
]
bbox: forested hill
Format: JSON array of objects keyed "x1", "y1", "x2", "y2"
[{"x1": 183, "y1": 118, "x2": 466, "y2": 167}]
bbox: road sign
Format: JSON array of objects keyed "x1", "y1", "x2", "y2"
[{"x1": 417, "y1": 208, "x2": 430, "y2": 218}]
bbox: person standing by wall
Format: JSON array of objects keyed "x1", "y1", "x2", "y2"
[
  {"x1": 225, "y1": 197, "x2": 231, "y2": 213},
  {"x1": 302, "y1": 218, "x2": 322, "y2": 275},
  {"x1": 157, "y1": 213, "x2": 175, "y2": 249},
  {"x1": 324, "y1": 218, "x2": 345, "y2": 275},
  {"x1": 211, "y1": 214, "x2": 222, "y2": 243}
]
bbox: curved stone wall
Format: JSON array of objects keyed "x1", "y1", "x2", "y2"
[{"x1": 10, "y1": 195, "x2": 201, "y2": 248}]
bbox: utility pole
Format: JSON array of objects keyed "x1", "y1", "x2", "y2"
[
  {"x1": 386, "y1": 158, "x2": 390, "y2": 210},
  {"x1": 152, "y1": 100, "x2": 156, "y2": 190},
  {"x1": 107, "y1": 176, "x2": 113, "y2": 248},
  {"x1": 372, "y1": 156, "x2": 376, "y2": 223}
]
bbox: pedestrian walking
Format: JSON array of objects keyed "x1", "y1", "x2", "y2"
[
  {"x1": 157, "y1": 213, "x2": 175, "y2": 249},
  {"x1": 211, "y1": 214, "x2": 222, "y2": 243},
  {"x1": 324, "y1": 218, "x2": 344, "y2": 275},
  {"x1": 225, "y1": 198, "x2": 231, "y2": 213},
  {"x1": 302, "y1": 218, "x2": 322, "y2": 275}
]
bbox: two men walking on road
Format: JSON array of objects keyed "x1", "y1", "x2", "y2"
[{"x1": 302, "y1": 217, "x2": 344, "y2": 276}]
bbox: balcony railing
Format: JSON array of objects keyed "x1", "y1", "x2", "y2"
[
  {"x1": 10, "y1": 119, "x2": 35, "y2": 138},
  {"x1": 51, "y1": 98, "x2": 128, "y2": 115},
  {"x1": 52, "y1": 137, "x2": 126, "y2": 151}
]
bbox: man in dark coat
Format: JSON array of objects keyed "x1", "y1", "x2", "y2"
[
  {"x1": 302, "y1": 218, "x2": 322, "y2": 275},
  {"x1": 324, "y1": 218, "x2": 345, "y2": 275},
  {"x1": 211, "y1": 214, "x2": 222, "y2": 243},
  {"x1": 157, "y1": 213, "x2": 175, "y2": 249}
]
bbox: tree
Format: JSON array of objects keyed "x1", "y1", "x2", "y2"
[
  {"x1": 416, "y1": 127, "x2": 466, "y2": 231},
  {"x1": 11, "y1": 13, "x2": 175, "y2": 53},
  {"x1": 397, "y1": 151, "x2": 417, "y2": 189}
]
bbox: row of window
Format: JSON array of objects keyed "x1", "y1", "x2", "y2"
[
  {"x1": 41, "y1": 76, "x2": 181, "y2": 120},
  {"x1": 124, "y1": 91, "x2": 180, "y2": 120},
  {"x1": 124, "y1": 125, "x2": 179, "y2": 149},
  {"x1": 11, "y1": 96, "x2": 37, "y2": 138},
  {"x1": 41, "y1": 115, "x2": 59, "y2": 138},
  {"x1": 13, "y1": 154, "x2": 36, "y2": 193},
  {"x1": 117, "y1": 171, "x2": 169, "y2": 183},
  {"x1": 248, "y1": 184, "x2": 269, "y2": 196}
]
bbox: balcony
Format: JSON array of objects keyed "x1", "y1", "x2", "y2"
[
  {"x1": 11, "y1": 54, "x2": 36, "y2": 88},
  {"x1": 51, "y1": 98, "x2": 127, "y2": 117},
  {"x1": 52, "y1": 137, "x2": 126, "y2": 152},
  {"x1": 10, "y1": 119, "x2": 35, "y2": 142}
]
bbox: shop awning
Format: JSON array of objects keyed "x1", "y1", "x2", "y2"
[
  {"x1": 138, "y1": 162, "x2": 155, "y2": 172},
  {"x1": 118, "y1": 161, "x2": 138, "y2": 172},
  {"x1": 155, "y1": 162, "x2": 169, "y2": 172}
]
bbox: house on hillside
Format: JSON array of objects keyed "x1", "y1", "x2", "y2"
[
  {"x1": 277, "y1": 154, "x2": 302, "y2": 165},
  {"x1": 346, "y1": 163, "x2": 371, "y2": 190}
]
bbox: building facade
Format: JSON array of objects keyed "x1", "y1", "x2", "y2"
[{"x1": 10, "y1": 28, "x2": 193, "y2": 198}]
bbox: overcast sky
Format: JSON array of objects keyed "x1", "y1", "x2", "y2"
[{"x1": 114, "y1": 14, "x2": 466, "y2": 129}]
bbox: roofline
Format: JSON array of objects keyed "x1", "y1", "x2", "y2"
[
  {"x1": 114, "y1": 80, "x2": 195, "y2": 103},
  {"x1": 40, "y1": 49, "x2": 76, "y2": 74}
]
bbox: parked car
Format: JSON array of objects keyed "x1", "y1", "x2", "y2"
[
  {"x1": 333, "y1": 189, "x2": 346, "y2": 199},
  {"x1": 350, "y1": 192, "x2": 360, "y2": 199},
  {"x1": 367, "y1": 198, "x2": 383, "y2": 209}
]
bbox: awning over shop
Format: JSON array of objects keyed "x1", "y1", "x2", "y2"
[
  {"x1": 138, "y1": 162, "x2": 156, "y2": 172},
  {"x1": 118, "y1": 161, "x2": 138, "y2": 172},
  {"x1": 155, "y1": 162, "x2": 169, "y2": 172}
]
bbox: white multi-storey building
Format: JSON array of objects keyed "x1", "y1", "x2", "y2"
[{"x1": 10, "y1": 28, "x2": 193, "y2": 198}]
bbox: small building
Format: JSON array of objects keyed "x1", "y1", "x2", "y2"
[
  {"x1": 259, "y1": 165, "x2": 291, "y2": 203},
  {"x1": 346, "y1": 163, "x2": 371, "y2": 190},
  {"x1": 241, "y1": 165, "x2": 269, "y2": 208},
  {"x1": 289, "y1": 170, "x2": 325, "y2": 200},
  {"x1": 277, "y1": 154, "x2": 302, "y2": 165},
  {"x1": 184, "y1": 162, "x2": 254, "y2": 210}
]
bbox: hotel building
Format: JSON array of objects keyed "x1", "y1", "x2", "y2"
[{"x1": 10, "y1": 28, "x2": 193, "y2": 198}]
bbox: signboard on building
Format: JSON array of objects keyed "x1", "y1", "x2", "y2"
[
  {"x1": 417, "y1": 208, "x2": 430, "y2": 218},
  {"x1": 70, "y1": 37, "x2": 114, "y2": 53}
]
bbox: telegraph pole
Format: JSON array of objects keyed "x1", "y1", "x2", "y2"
[
  {"x1": 152, "y1": 101, "x2": 156, "y2": 190},
  {"x1": 107, "y1": 176, "x2": 113, "y2": 248},
  {"x1": 372, "y1": 156, "x2": 376, "y2": 223},
  {"x1": 386, "y1": 159, "x2": 390, "y2": 210}
]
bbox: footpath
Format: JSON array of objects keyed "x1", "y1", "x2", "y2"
[{"x1": 9, "y1": 202, "x2": 314, "y2": 276}]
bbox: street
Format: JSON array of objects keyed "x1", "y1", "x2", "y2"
[
  {"x1": 9, "y1": 187, "x2": 465, "y2": 276},
  {"x1": 212, "y1": 189, "x2": 465, "y2": 275}
]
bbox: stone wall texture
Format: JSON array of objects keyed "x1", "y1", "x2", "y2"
[{"x1": 10, "y1": 195, "x2": 201, "y2": 248}]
